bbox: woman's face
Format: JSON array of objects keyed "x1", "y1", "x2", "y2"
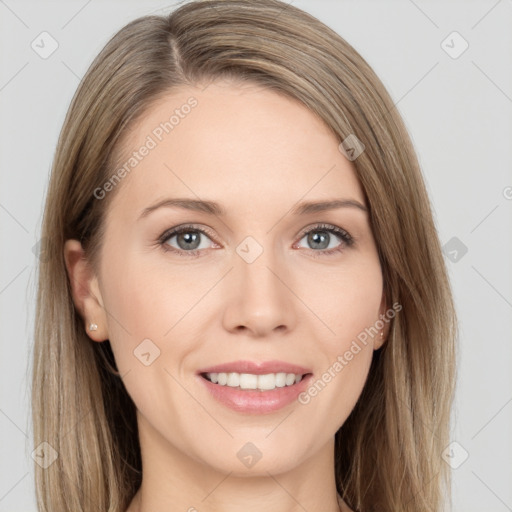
[{"x1": 79, "y1": 80, "x2": 386, "y2": 475}]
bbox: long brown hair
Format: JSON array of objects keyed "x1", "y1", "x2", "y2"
[{"x1": 32, "y1": 1, "x2": 457, "y2": 510}]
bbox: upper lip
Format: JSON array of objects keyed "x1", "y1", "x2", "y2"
[{"x1": 197, "y1": 360, "x2": 312, "y2": 376}]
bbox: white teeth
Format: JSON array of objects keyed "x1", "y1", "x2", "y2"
[
  {"x1": 239, "y1": 373, "x2": 258, "y2": 389},
  {"x1": 227, "y1": 373, "x2": 240, "y2": 387},
  {"x1": 258, "y1": 373, "x2": 277, "y2": 390},
  {"x1": 274, "y1": 373, "x2": 286, "y2": 388},
  {"x1": 286, "y1": 373, "x2": 296, "y2": 386},
  {"x1": 205, "y1": 372, "x2": 305, "y2": 391}
]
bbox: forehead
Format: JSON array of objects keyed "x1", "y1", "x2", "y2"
[{"x1": 106, "y1": 80, "x2": 365, "y2": 219}]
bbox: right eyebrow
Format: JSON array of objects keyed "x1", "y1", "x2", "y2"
[{"x1": 138, "y1": 198, "x2": 225, "y2": 220}]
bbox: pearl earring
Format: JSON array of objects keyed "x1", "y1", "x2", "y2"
[{"x1": 89, "y1": 323, "x2": 98, "y2": 331}]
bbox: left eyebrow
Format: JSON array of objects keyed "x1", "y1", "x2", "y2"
[
  {"x1": 137, "y1": 197, "x2": 368, "y2": 220},
  {"x1": 290, "y1": 199, "x2": 368, "y2": 215}
]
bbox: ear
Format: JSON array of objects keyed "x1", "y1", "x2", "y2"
[
  {"x1": 374, "y1": 291, "x2": 390, "y2": 350},
  {"x1": 63, "y1": 239, "x2": 108, "y2": 342}
]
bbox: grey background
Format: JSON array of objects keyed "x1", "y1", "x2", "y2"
[{"x1": 1, "y1": 1, "x2": 511, "y2": 511}]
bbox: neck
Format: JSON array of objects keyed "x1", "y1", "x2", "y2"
[{"x1": 126, "y1": 411, "x2": 347, "y2": 512}]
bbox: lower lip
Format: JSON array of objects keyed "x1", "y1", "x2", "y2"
[{"x1": 198, "y1": 374, "x2": 313, "y2": 414}]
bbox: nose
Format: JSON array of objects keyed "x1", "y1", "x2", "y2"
[{"x1": 221, "y1": 247, "x2": 297, "y2": 338}]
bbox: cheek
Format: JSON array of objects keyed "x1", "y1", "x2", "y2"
[
  {"x1": 96, "y1": 248, "x2": 166, "y2": 372},
  {"x1": 304, "y1": 255, "x2": 383, "y2": 349},
  {"x1": 100, "y1": 247, "x2": 193, "y2": 336},
  {"x1": 97, "y1": 246, "x2": 217, "y2": 381},
  {"x1": 97, "y1": 253, "x2": 194, "y2": 424},
  {"x1": 299, "y1": 324, "x2": 377, "y2": 432},
  {"x1": 296, "y1": 258, "x2": 382, "y2": 419},
  {"x1": 314, "y1": 342, "x2": 374, "y2": 431}
]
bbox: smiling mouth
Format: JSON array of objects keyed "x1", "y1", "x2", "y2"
[{"x1": 200, "y1": 372, "x2": 312, "y2": 392}]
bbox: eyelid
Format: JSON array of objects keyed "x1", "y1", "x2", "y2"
[
  {"x1": 157, "y1": 223, "x2": 219, "y2": 249},
  {"x1": 293, "y1": 222, "x2": 354, "y2": 257},
  {"x1": 296, "y1": 222, "x2": 352, "y2": 242},
  {"x1": 158, "y1": 222, "x2": 354, "y2": 257}
]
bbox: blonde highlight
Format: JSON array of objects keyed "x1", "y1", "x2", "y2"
[{"x1": 32, "y1": 1, "x2": 457, "y2": 511}]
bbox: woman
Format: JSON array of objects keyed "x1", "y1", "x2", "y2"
[{"x1": 32, "y1": 1, "x2": 457, "y2": 511}]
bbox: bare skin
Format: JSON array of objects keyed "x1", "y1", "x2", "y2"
[{"x1": 65, "y1": 80, "x2": 387, "y2": 512}]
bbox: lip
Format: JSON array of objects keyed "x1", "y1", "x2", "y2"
[
  {"x1": 197, "y1": 359, "x2": 312, "y2": 375},
  {"x1": 196, "y1": 360, "x2": 313, "y2": 414}
]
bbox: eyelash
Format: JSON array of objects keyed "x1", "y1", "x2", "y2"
[{"x1": 157, "y1": 223, "x2": 354, "y2": 259}]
